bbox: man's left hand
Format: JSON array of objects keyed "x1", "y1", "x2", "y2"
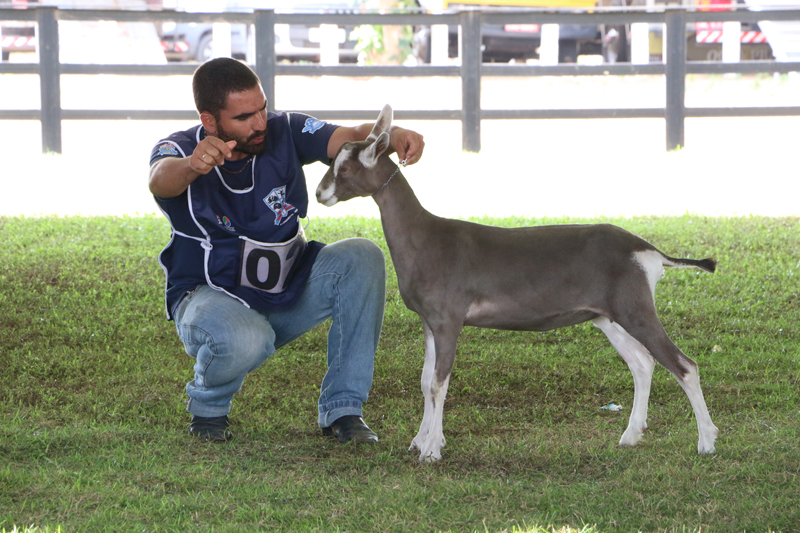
[{"x1": 390, "y1": 127, "x2": 425, "y2": 166}]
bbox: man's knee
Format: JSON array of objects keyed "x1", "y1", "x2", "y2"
[
  {"x1": 188, "y1": 320, "x2": 275, "y2": 384},
  {"x1": 222, "y1": 321, "x2": 276, "y2": 371},
  {"x1": 335, "y1": 238, "x2": 386, "y2": 282},
  {"x1": 178, "y1": 290, "x2": 277, "y2": 375}
]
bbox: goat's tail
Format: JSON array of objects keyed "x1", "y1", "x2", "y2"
[{"x1": 663, "y1": 255, "x2": 717, "y2": 273}]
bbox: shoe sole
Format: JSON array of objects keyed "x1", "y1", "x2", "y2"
[
  {"x1": 322, "y1": 427, "x2": 378, "y2": 444},
  {"x1": 190, "y1": 430, "x2": 232, "y2": 442}
]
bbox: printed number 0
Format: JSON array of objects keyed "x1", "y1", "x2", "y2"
[{"x1": 244, "y1": 249, "x2": 281, "y2": 291}]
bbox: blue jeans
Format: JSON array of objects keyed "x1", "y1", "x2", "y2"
[{"x1": 172, "y1": 238, "x2": 386, "y2": 428}]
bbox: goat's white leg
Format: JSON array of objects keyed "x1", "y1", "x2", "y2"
[
  {"x1": 409, "y1": 322, "x2": 438, "y2": 452},
  {"x1": 415, "y1": 323, "x2": 459, "y2": 463},
  {"x1": 593, "y1": 316, "x2": 656, "y2": 447},
  {"x1": 675, "y1": 362, "x2": 718, "y2": 454},
  {"x1": 613, "y1": 305, "x2": 718, "y2": 455},
  {"x1": 418, "y1": 373, "x2": 451, "y2": 463}
]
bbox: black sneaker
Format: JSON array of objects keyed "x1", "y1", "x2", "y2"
[{"x1": 189, "y1": 415, "x2": 232, "y2": 442}]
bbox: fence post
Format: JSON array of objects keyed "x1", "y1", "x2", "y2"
[
  {"x1": 37, "y1": 7, "x2": 62, "y2": 154},
  {"x1": 254, "y1": 9, "x2": 276, "y2": 113},
  {"x1": 460, "y1": 10, "x2": 481, "y2": 153},
  {"x1": 664, "y1": 8, "x2": 686, "y2": 151}
]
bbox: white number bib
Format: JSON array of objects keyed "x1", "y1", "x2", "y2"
[{"x1": 238, "y1": 225, "x2": 307, "y2": 294}]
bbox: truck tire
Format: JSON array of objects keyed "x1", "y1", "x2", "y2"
[
  {"x1": 196, "y1": 33, "x2": 213, "y2": 63},
  {"x1": 412, "y1": 27, "x2": 431, "y2": 64}
]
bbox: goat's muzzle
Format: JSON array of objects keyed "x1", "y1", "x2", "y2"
[{"x1": 315, "y1": 181, "x2": 339, "y2": 207}]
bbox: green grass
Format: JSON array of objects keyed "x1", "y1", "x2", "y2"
[{"x1": 1, "y1": 214, "x2": 798, "y2": 533}]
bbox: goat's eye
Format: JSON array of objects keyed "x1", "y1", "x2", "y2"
[{"x1": 335, "y1": 163, "x2": 352, "y2": 179}]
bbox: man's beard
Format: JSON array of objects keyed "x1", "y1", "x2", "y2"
[{"x1": 216, "y1": 123, "x2": 267, "y2": 156}]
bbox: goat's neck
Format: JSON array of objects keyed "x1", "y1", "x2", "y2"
[
  {"x1": 372, "y1": 161, "x2": 426, "y2": 219},
  {"x1": 371, "y1": 161, "x2": 431, "y2": 259}
]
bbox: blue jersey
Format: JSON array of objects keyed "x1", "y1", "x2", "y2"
[{"x1": 150, "y1": 111, "x2": 339, "y2": 319}]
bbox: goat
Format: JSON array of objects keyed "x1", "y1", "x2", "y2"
[{"x1": 316, "y1": 105, "x2": 719, "y2": 462}]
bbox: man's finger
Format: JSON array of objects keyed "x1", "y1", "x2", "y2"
[
  {"x1": 403, "y1": 142, "x2": 423, "y2": 166},
  {"x1": 205, "y1": 136, "x2": 235, "y2": 159},
  {"x1": 220, "y1": 140, "x2": 236, "y2": 159},
  {"x1": 200, "y1": 152, "x2": 216, "y2": 167},
  {"x1": 191, "y1": 151, "x2": 216, "y2": 174}
]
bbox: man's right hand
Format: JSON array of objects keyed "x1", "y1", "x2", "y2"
[
  {"x1": 150, "y1": 138, "x2": 237, "y2": 199},
  {"x1": 190, "y1": 138, "x2": 237, "y2": 175}
]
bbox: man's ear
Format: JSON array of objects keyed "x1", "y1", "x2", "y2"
[{"x1": 200, "y1": 111, "x2": 217, "y2": 135}]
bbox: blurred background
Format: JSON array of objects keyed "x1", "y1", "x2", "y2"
[{"x1": 1, "y1": 0, "x2": 798, "y2": 219}]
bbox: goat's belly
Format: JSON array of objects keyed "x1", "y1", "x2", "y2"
[{"x1": 464, "y1": 304, "x2": 599, "y2": 332}]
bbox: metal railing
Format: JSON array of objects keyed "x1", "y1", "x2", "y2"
[{"x1": 1, "y1": 6, "x2": 800, "y2": 154}]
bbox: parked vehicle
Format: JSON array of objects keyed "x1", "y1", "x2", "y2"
[
  {"x1": 413, "y1": 0, "x2": 608, "y2": 63},
  {"x1": 157, "y1": 0, "x2": 362, "y2": 63},
  {"x1": 0, "y1": 0, "x2": 38, "y2": 61},
  {"x1": 685, "y1": 0, "x2": 774, "y2": 62},
  {"x1": 412, "y1": 0, "x2": 776, "y2": 63}
]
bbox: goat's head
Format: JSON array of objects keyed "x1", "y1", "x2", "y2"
[{"x1": 316, "y1": 104, "x2": 394, "y2": 207}]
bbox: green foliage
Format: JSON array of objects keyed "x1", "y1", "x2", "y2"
[
  {"x1": 351, "y1": 1, "x2": 417, "y2": 64},
  {"x1": 1, "y1": 214, "x2": 798, "y2": 532}
]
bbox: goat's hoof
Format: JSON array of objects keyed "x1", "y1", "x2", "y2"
[
  {"x1": 419, "y1": 450, "x2": 442, "y2": 463},
  {"x1": 618, "y1": 433, "x2": 643, "y2": 447},
  {"x1": 698, "y1": 437, "x2": 717, "y2": 454},
  {"x1": 697, "y1": 425, "x2": 719, "y2": 454},
  {"x1": 408, "y1": 435, "x2": 426, "y2": 452},
  {"x1": 619, "y1": 437, "x2": 642, "y2": 448},
  {"x1": 417, "y1": 439, "x2": 445, "y2": 463}
]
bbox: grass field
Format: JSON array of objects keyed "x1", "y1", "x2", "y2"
[{"x1": 1, "y1": 214, "x2": 798, "y2": 532}]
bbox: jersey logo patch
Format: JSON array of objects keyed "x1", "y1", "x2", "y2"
[
  {"x1": 264, "y1": 186, "x2": 298, "y2": 226},
  {"x1": 302, "y1": 118, "x2": 326, "y2": 134},
  {"x1": 216, "y1": 214, "x2": 236, "y2": 232},
  {"x1": 157, "y1": 142, "x2": 179, "y2": 156}
]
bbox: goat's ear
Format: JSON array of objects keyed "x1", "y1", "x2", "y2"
[
  {"x1": 366, "y1": 104, "x2": 393, "y2": 142},
  {"x1": 359, "y1": 131, "x2": 391, "y2": 168}
]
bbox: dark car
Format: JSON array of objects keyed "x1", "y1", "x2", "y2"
[
  {"x1": 158, "y1": 1, "x2": 362, "y2": 62},
  {"x1": 412, "y1": 0, "x2": 608, "y2": 63},
  {"x1": 412, "y1": 21, "x2": 603, "y2": 63}
]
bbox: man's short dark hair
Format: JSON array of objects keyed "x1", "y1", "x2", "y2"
[{"x1": 193, "y1": 57, "x2": 261, "y2": 119}]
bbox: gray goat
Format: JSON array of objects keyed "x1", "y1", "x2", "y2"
[{"x1": 316, "y1": 105, "x2": 719, "y2": 462}]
